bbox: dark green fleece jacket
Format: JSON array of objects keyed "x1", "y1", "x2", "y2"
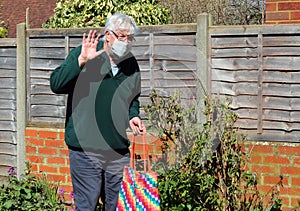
[{"x1": 50, "y1": 40, "x2": 141, "y2": 151}]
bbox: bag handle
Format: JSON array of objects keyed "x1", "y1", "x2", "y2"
[{"x1": 130, "y1": 132, "x2": 151, "y2": 172}]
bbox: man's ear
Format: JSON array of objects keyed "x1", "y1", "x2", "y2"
[{"x1": 105, "y1": 30, "x2": 111, "y2": 42}]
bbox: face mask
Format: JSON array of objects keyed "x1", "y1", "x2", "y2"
[{"x1": 111, "y1": 39, "x2": 132, "y2": 58}]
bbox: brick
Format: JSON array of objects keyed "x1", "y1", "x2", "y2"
[
  {"x1": 59, "y1": 132, "x2": 65, "y2": 140},
  {"x1": 46, "y1": 174, "x2": 66, "y2": 183},
  {"x1": 45, "y1": 139, "x2": 66, "y2": 148},
  {"x1": 59, "y1": 167, "x2": 70, "y2": 174},
  {"x1": 27, "y1": 155, "x2": 44, "y2": 163},
  {"x1": 67, "y1": 176, "x2": 72, "y2": 183},
  {"x1": 39, "y1": 165, "x2": 58, "y2": 173},
  {"x1": 278, "y1": 2, "x2": 300, "y2": 10},
  {"x1": 291, "y1": 197, "x2": 300, "y2": 208},
  {"x1": 39, "y1": 131, "x2": 58, "y2": 139},
  {"x1": 249, "y1": 155, "x2": 262, "y2": 163},
  {"x1": 280, "y1": 187, "x2": 300, "y2": 196},
  {"x1": 251, "y1": 145, "x2": 274, "y2": 154},
  {"x1": 25, "y1": 129, "x2": 38, "y2": 137},
  {"x1": 60, "y1": 149, "x2": 70, "y2": 157},
  {"x1": 264, "y1": 156, "x2": 290, "y2": 164},
  {"x1": 264, "y1": 175, "x2": 288, "y2": 185},
  {"x1": 47, "y1": 157, "x2": 66, "y2": 165},
  {"x1": 29, "y1": 163, "x2": 38, "y2": 172},
  {"x1": 256, "y1": 184, "x2": 274, "y2": 194},
  {"x1": 266, "y1": 3, "x2": 277, "y2": 11},
  {"x1": 28, "y1": 138, "x2": 45, "y2": 146},
  {"x1": 278, "y1": 146, "x2": 300, "y2": 155},
  {"x1": 292, "y1": 177, "x2": 300, "y2": 186},
  {"x1": 26, "y1": 146, "x2": 37, "y2": 153},
  {"x1": 291, "y1": 11, "x2": 300, "y2": 19},
  {"x1": 294, "y1": 158, "x2": 300, "y2": 165},
  {"x1": 280, "y1": 166, "x2": 300, "y2": 175},
  {"x1": 266, "y1": 12, "x2": 290, "y2": 20},
  {"x1": 38, "y1": 147, "x2": 58, "y2": 155},
  {"x1": 251, "y1": 165, "x2": 277, "y2": 174}
]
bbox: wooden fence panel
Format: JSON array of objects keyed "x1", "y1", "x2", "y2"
[
  {"x1": 25, "y1": 24, "x2": 300, "y2": 141},
  {"x1": 27, "y1": 27, "x2": 198, "y2": 125},
  {"x1": 262, "y1": 34, "x2": 300, "y2": 135},
  {"x1": 0, "y1": 39, "x2": 17, "y2": 178},
  {"x1": 210, "y1": 25, "x2": 300, "y2": 139}
]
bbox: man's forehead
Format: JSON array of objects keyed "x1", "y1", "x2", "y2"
[
  {"x1": 116, "y1": 29, "x2": 133, "y2": 35},
  {"x1": 114, "y1": 22, "x2": 134, "y2": 33}
]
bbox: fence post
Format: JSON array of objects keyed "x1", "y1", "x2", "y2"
[
  {"x1": 16, "y1": 23, "x2": 27, "y2": 177},
  {"x1": 196, "y1": 13, "x2": 211, "y2": 124}
]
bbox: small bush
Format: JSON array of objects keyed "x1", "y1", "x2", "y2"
[
  {"x1": 0, "y1": 21, "x2": 8, "y2": 38},
  {"x1": 143, "y1": 90, "x2": 283, "y2": 210},
  {"x1": 0, "y1": 163, "x2": 73, "y2": 211},
  {"x1": 42, "y1": 0, "x2": 168, "y2": 28}
]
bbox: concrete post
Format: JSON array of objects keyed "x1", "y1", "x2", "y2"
[
  {"x1": 16, "y1": 23, "x2": 27, "y2": 177},
  {"x1": 196, "y1": 13, "x2": 211, "y2": 124}
]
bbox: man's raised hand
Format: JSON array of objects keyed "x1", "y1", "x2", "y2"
[{"x1": 78, "y1": 30, "x2": 104, "y2": 68}]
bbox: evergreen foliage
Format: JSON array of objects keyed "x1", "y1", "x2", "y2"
[{"x1": 42, "y1": 0, "x2": 169, "y2": 28}]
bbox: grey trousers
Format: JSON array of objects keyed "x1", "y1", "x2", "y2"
[{"x1": 69, "y1": 147, "x2": 130, "y2": 211}]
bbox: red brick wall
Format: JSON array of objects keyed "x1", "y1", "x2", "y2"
[
  {"x1": 244, "y1": 142, "x2": 300, "y2": 209},
  {"x1": 25, "y1": 127, "x2": 161, "y2": 201},
  {"x1": 0, "y1": 0, "x2": 57, "y2": 37},
  {"x1": 25, "y1": 127, "x2": 300, "y2": 210},
  {"x1": 266, "y1": 0, "x2": 300, "y2": 24},
  {"x1": 25, "y1": 127, "x2": 73, "y2": 195}
]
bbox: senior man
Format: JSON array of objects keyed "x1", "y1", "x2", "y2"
[{"x1": 50, "y1": 13, "x2": 145, "y2": 211}]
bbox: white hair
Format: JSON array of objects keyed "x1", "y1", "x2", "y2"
[{"x1": 104, "y1": 13, "x2": 139, "y2": 35}]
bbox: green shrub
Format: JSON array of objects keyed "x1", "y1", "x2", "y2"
[
  {"x1": 42, "y1": 0, "x2": 169, "y2": 28},
  {"x1": 143, "y1": 90, "x2": 283, "y2": 210},
  {"x1": 0, "y1": 163, "x2": 72, "y2": 211},
  {"x1": 0, "y1": 21, "x2": 8, "y2": 38}
]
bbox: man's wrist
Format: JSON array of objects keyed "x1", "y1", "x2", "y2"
[{"x1": 78, "y1": 55, "x2": 88, "y2": 68}]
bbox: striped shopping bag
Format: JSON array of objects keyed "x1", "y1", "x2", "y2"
[{"x1": 117, "y1": 133, "x2": 160, "y2": 211}]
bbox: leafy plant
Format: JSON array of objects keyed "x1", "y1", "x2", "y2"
[
  {"x1": 0, "y1": 21, "x2": 8, "y2": 38},
  {"x1": 0, "y1": 163, "x2": 72, "y2": 211},
  {"x1": 143, "y1": 91, "x2": 198, "y2": 167},
  {"x1": 143, "y1": 90, "x2": 283, "y2": 210},
  {"x1": 42, "y1": 0, "x2": 169, "y2": 28}
]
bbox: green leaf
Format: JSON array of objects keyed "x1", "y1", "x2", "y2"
[{"x1": 4, "y1": 200, "x2": 13, "y2": 209}]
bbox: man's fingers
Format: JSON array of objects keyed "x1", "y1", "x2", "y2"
[
  {"x1": 82, "y1": 33, "x2": 87, "y2": 43},
  {"x1": 92, "y1": 30, "x2": 97, "y2": 38},
  {"x1": 96, "y1": 34, "x2": 101, "y2": 41},
  {"x1": 87, "y1": 30, "x2": 93, "y2": 40},
  {"x1": 130, "y1": 120, "x2": 138, "y2": 136}
]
